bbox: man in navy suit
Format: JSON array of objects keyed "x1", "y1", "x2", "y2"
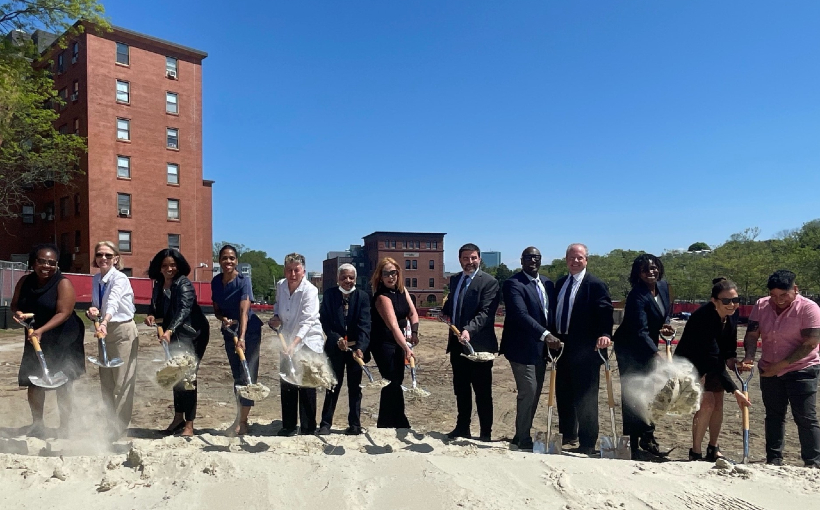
[
  {"x1": 553, "y1": 243, "x2": 614, "y2": 455},
  {"x1": 499, "y1": 247, "x2": 558, "y2": 450},
  {"x1": 441, "y1": 243, "x2": 500, "y2": 441},
  {"x1": 318, "y1": 263, "x2": 371, "y2": 435}
]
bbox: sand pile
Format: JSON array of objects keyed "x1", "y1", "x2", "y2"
[
  {"x1": 156, "y1": 353, "x2": 197, "y2": 390},
  {"x1": 237, "y1": 382, "x2": 270, "y2": 401},
  {"x1": 622, "y1": 357, "x2": 702, "y2": 423}
]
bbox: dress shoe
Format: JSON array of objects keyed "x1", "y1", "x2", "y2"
[
  {"x1": 562, "y1": 437, "x2": 579, "y2": 447},
  {"x1": 345, "y1": 426, "x2": 362, "y2": 435},
  {"x1": 510, "y1": 435, "x2": 519, "y2": 446},
  {"x1": 767, "y1": 457, "x2": 784, "y2": 466},
  {"x1": 277, "y1": 427, "x2": 297, "y2": 437},
  {"x1": 578, "y1": 446, "x2": 597, "y2": 456},
  {"x1": 478, "y1": 433, "x2": 492, "y2": 442},
  {"x1": 517, "y1": 438, "x2": 534, "y2": 450},
  {"x1": 301, "y1": 427, "x2": 316, "y2": 435},
  {"x1": 317, "y1": 425, "x2": 331, "y2": 436},
  {"x1": 446, "y1": 427, "x2": 471, "y2": 440}
]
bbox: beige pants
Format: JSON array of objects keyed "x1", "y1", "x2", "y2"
[{"x1": 98, "y1": 320, "x2": 139, "y2": 435}]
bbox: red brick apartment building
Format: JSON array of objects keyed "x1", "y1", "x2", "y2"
[
  {"x1": 363, "y1": 232, "x2": 445, "y2": 306},
  {"x1": 0, "y1": 23, "x2": 213, "y2": 280}
]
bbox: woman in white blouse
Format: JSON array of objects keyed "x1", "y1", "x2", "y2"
[
  {"x1": 269, "y1": 253, "x2": 324, "y2": 436},
  {"x1": 86, "y1": 241, "x2": 138, "y2": 439}
]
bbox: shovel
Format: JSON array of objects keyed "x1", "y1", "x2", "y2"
[
  {"x1": 447, "y1": 324, "x2": 494, "y2": 362},
  {"x1": 87, "y1": 318, "x2": 124, "y2": 368},
  {"x1": 661, "y1": 328, "x2": 677, "y2": 361},
  {"x1": 274, "y1": 328, "x2": 300, "y2": 386},
  {"x1": 15, "y1": 315, "x2": 69, "y2": 389},
  {"x1": 734, "y1": 364, "x2": 755, "y2": 464},
  {"x1": 545, "y1": 341, "x2": 564, "y2": 454},
  {"x1": 598, "y1": 348, "x2": 631, "y2": 459},
  {"x1": 405, "y1": 355, "x2": 430, "y2": 398},
  {"x1": 228, "y1": 328, "x2": 269, "y2": 402}
]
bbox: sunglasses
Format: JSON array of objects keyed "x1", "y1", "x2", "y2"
[
  {"x1": 381, "y1": 270, "x2": 398, "y2": 278},
  {"x1": 95, "y1": 253, "x2": 115, "y2": 259},
  {"x1": 522, "y1": 255, "x2": 541, "y2": 261},
  {"x1": 717, "y1": 297, "x2": 741, "y2": 305},
  {"x1": 36, "y1": 258, "x2": 57, "y2": 267}
]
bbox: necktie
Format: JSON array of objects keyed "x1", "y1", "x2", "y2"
[
  {"x1": 560, "y1": 276, "x2": 573, "y2": 334},
  {"x1": 454, "y1": 275, "x2": 470, "y2": 326},
  {"x1": 535, "y1": 278, "x2": 546, "y2": 314},
  {"x1": 99, "y1": 281, "x2": 107, "y2": 307}
]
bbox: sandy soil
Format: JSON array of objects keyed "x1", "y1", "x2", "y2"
[{"x1": 0, "y1": 318, "x2": 817, "y2": 509}]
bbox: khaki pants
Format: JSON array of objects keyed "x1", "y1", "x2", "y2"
[{"x1": 98, "y1": 320, "x2": 139, "y2": 435}]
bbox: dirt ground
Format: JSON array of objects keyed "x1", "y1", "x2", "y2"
[{"x1": 0, "y1": 317, "x2": 808, "y2": 466}]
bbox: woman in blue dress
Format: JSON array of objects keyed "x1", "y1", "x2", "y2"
[{"x1": 211, "y1": 245, "x2": 263, "y2": 435}]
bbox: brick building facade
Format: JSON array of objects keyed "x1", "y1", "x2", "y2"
[{"x1": 0, "y1": 23, "x2": 213, "y2": 280}]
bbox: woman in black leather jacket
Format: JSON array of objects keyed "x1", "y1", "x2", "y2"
[{"x1": 145, "y1": 249, "x2": 209, "y2": 436}]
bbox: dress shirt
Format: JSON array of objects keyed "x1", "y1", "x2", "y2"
[
  {"x1": 451, "y1": 269, "x2": 480, "y2": 323},
  {"x1": 92, "y1": 267, "x2": 135, "y2": 322},
  {"x1": 556, "y1": 268, "x2": 586, "y2": 334},
  {"x1": 750, "y1": 295, "x2": 820, "y2": 377},
  {"x1": 523, "y1": 272, "x2": 551, "y2": 341},
  {"x1": 274, "y1": 277, "x2": 325, "y2": 353}
]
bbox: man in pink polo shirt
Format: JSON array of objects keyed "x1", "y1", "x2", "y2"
[{"x1": 742, "y1": 270, "x2": 820, "y2": 468}]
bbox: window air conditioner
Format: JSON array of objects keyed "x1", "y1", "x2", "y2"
[
  {"x1": 167, "y1": 70, "x2": 177, "y2": 79},
  {"x1": 168, "y1": 142, "x2": 178, "y2": 149},
  {"x1": 119, "y1": 208, "x2": 130, "y2": 216},
  {"x1": 74, "y1": 247, "x2": 80, "y2": 253},
  {"x1": 70, "y1": 93, "x2": 78, "y2": 101}
]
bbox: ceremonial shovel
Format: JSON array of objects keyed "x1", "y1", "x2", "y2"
[
  {"x1": 545, "y1": 341, "x2": 565, "y2": 454},
  {"x1": 734, "y1": 364, "x2": 755, "y2": 464},
  {"x1": 15, "y1": 314, "x2": 69, "y2": 389},
  {"x1": 87, "y1": 318, "x2": 124, "y2": 368},
  {"x1": 598, "y1": 348, "x2": 630, "y2": 459},
  {"x1": 274, "y1": 328, "x2": 300, "y2": 386}
]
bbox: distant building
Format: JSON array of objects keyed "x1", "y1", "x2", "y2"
[
  {"x1": 322, "y1": 245, "x2": 368, "y2": 292},
  {"x1": 237, "y1": 263, "x2": 252, "y2": 277},
  {"x1": 482, "y1": 251, "x2": 501, "y2": 269},
  {"x1": 308, "y1": 271, "x2": 323, "y2": 289}
]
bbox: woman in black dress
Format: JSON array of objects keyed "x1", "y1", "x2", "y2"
[
  {"x1": 369, "y1": 257, "x2": 419, "y2": 428},
  {"x1": 613, "y1": 253, "x2": 674, "y2": 459},
  {"x1": 145, "y1": 249, "x2": 209, "y2": 437},
  {"x1": 674, "y1": 277, "x2": 752, "y2": 461},
  {"x1": 11, "y1": 244, "x2": 85, "y2": 436}
]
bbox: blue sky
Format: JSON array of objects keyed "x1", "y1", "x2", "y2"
[{"x1": 100, "y1": 1, "x2": 820, "y2": 272}]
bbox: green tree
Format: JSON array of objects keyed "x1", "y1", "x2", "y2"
[
  {"x1": 212, "y1": 241, "x2": 246, "y2": 260},
  {"x1": 687, "y1": 242, "x2": 710, "y2": 252}
]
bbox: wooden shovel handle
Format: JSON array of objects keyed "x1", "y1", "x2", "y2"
[
  {"x1": 19, "y1": 313, "x2": 34, "y2": 319},
  {"x1": 353, "y1": 355, "x2": 365, "y2": 367},
  {"x1": 665, "y1": 343, "x2": 672, "y2": 361},
  {"x1": 232, "y1": 335, "x2": 246, "y2": 361},
  {"x1": 409, "y1": 356, "x2": 416, "y2": 369},
  {"x1": 449, "y1": 325, "x2": 460, "y2": 337},
  {"x1": 547, "y1": 367, "x2": 558, "y2": 407},
  {"x1": 27, "y1": 328, "x2": 42, "y2": 352},
  {"x1": 93, "y1": 320, "x2": 105, "y2": 339},
  {"x1": 741, "y1": 390, "x2": 750, "y2": 430},
  {"x1": 276, "y1": 331, "x2": 289, "y2": 351},
  {"x1": 605, "y1": 368, "x2": 615, "y2": 408}
]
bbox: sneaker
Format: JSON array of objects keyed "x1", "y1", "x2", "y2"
[{"x1": 317, "y1": 425, "x2": 331, "y2": 436}]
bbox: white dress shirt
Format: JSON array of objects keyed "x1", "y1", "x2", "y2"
[
  {"x1": 556, "y1": 268, "x2": 586, "y2": 334},
  {"x1": 92, "y1": 267, "x2": 135, "y2": 322},
  {"x1": 524, "y1": 272, "x2": 551, "y2": 340},
  {"x1": 274, "y1": 277, "x2": 325, "y2": 353}
]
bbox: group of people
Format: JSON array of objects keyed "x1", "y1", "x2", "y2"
[{"x1": 9, "y1": 241, "x2": 820, "y2": 468}]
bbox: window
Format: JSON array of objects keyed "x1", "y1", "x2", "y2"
[
  {"x1": 59, "y1": 88, "x2": 67, "y2": 109},
  {"x1": 429, "y1": 260, "x2": 434, "y2": 269},
  {"x1": 22, "y1": 205, "x2": 34, "y2": 224},
  {"x1": 117, "y1": 118, "x2": 130, "y2": 140},
  {"x1": 427, "y1": 294, "x2": 437, "y2": 304},
  {"x1": 57, "y1": 52, "x2": 64, "y2": 73},
  {"x1": 405, "y1": 278, "x2": 411, "y2": 287},
  {"x1": 166, "y1": 128, "x2": 178, "y2": 149},
  {"x1": 432, "y1": 242, "x2": 438, "y2": 249},
  {"x1": 116, "y1": 80, "x2": 129, "y2": 103},
  {"x1": 74, "y1": 194, "x2": 80, "y2": 215},
  {"x1": 166, "y1": 92, "x2": 178, "y2": 114},
  {"x1": 427, "y1": 242, "x2": 431, "y2": 249},
  {"x1": 167, "y1": 199, "x2": 179, "y2": 220},
  {"x1": 405, "y1": 260, "x2": 411, "y2": 270},
  {"x1": 166, "y1": 57, "x2": 178, "y2": 76},
  {"x1": 71, "y1": 80, "x2": 79, "y2": 101},
  {"x1": 74, "y1": 231, "x2": 81, "y2": 252},
  {"x1": 429, "y1": 278, "x2": 435, "y2": 288},
  {"x1": 167, "y1": 163, "x2": 179, "y2": 184},
  {"x1": 118, "y1": 231, "x2": 131, "y2": 252},
  {"x1": 73, "y1": 118, "x2": 80, "y2": 135},
  {"x1": 60, "y1": 233, "x2": 70, "y2": 254},
  {"x1": 412, "y1": 260, "x2": 417, "y2": 270},
  {"x1": 117, "y1": 156, "x2": 130, "y2": 178},
  {"x1": 58, "y1": 124, "x2": 68, "y2": 135},
  {"x1": 384, "y1": 240, "x2": 389, "y2": 248},
  {"x1": 412, "y1": 278, "x2": 417, "y2": 288},
  {"x1": 60, "y1": 196, "x2": 69, "y2": 219},
  {"x1": 117, "y1": 193, "x2": 131, "y2": 216},
  {"x1": 116, "y1": 42, "x2": 129, "y2": 65},
  {"x1": 71, "y1": 42, "x2": 79, "y2": 63},
  {"x1": 168, "y1": 234, "x2": 180, "y2": 250},
  {"x1": 391, "y1": 241, "x2": 396, "y2": 249},
  {"x1": 121, "y1": 268, "x2": 133, "y2": 277}
]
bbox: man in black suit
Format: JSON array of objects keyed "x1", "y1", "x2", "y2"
[
  {"x1": 499, "y1": 247, "x2": 558, "y2": 450},
  {"x1": 553, "y1": 243, "x2": 614, "y2": 455},
  {"x1": 318, "y1": 263, "x2": 371, "y2": 435},
  {"x1": 441, "y1": 243, "x2": 500, "y2": 441}
]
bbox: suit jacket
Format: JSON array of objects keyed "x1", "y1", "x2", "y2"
[
  {"x1": 554, "y1": 272, "x2": 613, "y2": 365},
  {"x1": 673, "y1": 301, "x2": 738, "y2": 393},
  {"x1": 499, "y1": 271, "x2": 556, "y2": 365},
  {"x1": 320, "y1": 287, "x2": 371, "y2": 356},
  {"x1": 612, "y1": 280, "x2": 671, "y2": 364},
  {"x1": 148, "y1": 275, "x2": 209, "y2": 358},
  {"x1": 441, "y1": 270, "x2": 500, "y2": 353}
]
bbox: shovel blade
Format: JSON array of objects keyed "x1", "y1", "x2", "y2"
[
  {"x1": 600, "y1": 435, "x2": 631, "y2": 460},
  {"x1": 547, "y1": 433, "x2": 563, "y2": 454},
  {"x1": 29, "y1": 371, "x2": 68, "y2": 389},
  {"x1": 88, "y1": 356, "x2": 124, "y2": 368}
]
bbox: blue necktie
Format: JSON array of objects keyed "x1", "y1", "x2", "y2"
[
  {"x1": 454, "y1": 275, "x2": 470, "y2": 326},
  {"x1": 560, "y1": 276, "x2": 573, "y2": 334},
  {"x1": 534, "y1": 278, "x2": 545, "y2": 312},
  {"x1": 99, "y1": 281, "x2": 107, "y2": 306}
]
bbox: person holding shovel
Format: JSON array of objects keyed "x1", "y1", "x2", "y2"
[
  {"x1": 613, "y1": 253, "x2": 673, "y2": 460},
  {"x1": 212, "y1": 244, "x2": 264, "y2": 436},
  {"x1": 674, "y1": 277, "x2": 752, "y2": 462},
  {"x1": 269, "y1": 253, "x2": 325, "y2": 436},
  {"x1": 145, "y1": 249, "x2": 210, "y2": 437},
  {"x1": 11, "y1": 243, "x2": 85, "y2": 437},
  {"x1": 318, "y1": 263, "x2": 371, "y2": 435},
  {"x1": 86, "y1": 241, "x2": 139, "y2": 439}
]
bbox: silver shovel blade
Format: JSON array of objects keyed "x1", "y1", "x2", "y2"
[
  {"x1": 29, "y1": 371, "x2": 68, "y2": 389},
  {"x1": 547, "y1": 433, "x2": 563, "y2": 454},
  {"x1": 87, "y1": 356, "x2": 125, "y2": 368},
  {"x1": 599, "y1": 435, "x2": 631, "y2": 460}
]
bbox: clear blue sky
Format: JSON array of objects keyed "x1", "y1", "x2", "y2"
[{"x1": 100, "y1": 1, "x2": 820, "y2": 272}]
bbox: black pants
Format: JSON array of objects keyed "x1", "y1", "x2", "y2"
[
  {"x1": 760, "y1": 364, "x2": 820, "y2": 466},
  {"x1": 222, "y1": 316, "x2": 262, "y2": 407},
  {"x1": 615, "y1": 349, "x2": 655, "y2": 450},
  {"x1": 450, "y1": 351, "x2": 493, "y2": 434},
  {"x1": 371, "y1": 341, "x2": 410, "y2": 428},
  {"x1": 556, "y1": 356, "x2": 601, "y2": 448},
  {"x1": 170, "y1": 337, "x2": 199, "y2": 422},
  {"x1": 281, "y1": 380, "x2": 317, "y2": 433},
  {"x1": 320, "y1": 350, "x2": 363, "y2": 428}
]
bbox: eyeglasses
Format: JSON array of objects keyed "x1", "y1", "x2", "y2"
[
  {"x1": 381, "y1": 270, "x2": 398, "y2": 278},
  {"x1": 95, "y1": 253, "x2": 115, "y2": 259},
  {"x1": 36, "y1": 258, "x2": 57, "y2": 267},
  {"x1": 522, "y1": 255, "x2": 541, "y2": 261},
  {"x1": 717, "y1": 297, "x2": 741, "y2": 305}
]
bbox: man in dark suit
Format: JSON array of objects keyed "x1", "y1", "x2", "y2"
[
  {"x1": 499, "y1": 246, "x2": 558, "y2": 450},
  {"x1": 553, "y1": 243, "x2": 614, "y2": 455},
  {"x1": 441, "y1": 243, "x2": 500, "y2": 441},
  {"x1": 318, "y1": 263, "x2": 371, "y2": 435}
]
